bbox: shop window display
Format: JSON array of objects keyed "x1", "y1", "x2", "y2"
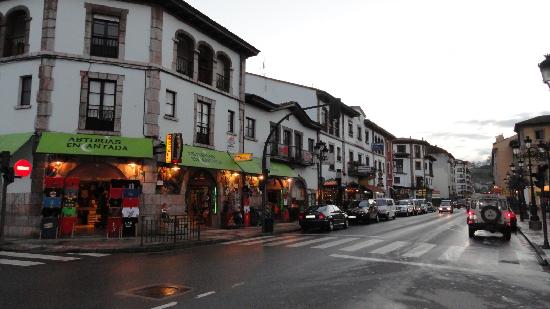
[{"x1": 156, "y1": 165, "x2": 184, "y2": 194}]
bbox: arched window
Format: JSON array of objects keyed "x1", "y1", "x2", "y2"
[
  {"x1": 175, "y1": 32, "x2": 194, "y2": 78},
  {"x1": 215, "y1": 53, "x2": 231, "y2": 92},
  {"x1": 197, "y1": 43, "x2": 213, "y2": 85},
  {"x1": 3, "y1": 9, "x2": 29, "y2": 57}
]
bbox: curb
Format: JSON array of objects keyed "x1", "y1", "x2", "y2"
[
  {"x1": 518, "y1": 226, "x2": 549, "y2": 267},
  {"x1": 0, "y1": 226, "x2": 302, "y2": 254}
]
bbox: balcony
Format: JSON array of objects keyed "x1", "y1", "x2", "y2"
[
  {"x1": 393, "y1": 167, "x2": 405, "y2": 174},
  {"x1": 348, "y1": 162, "x2": 374, "y2": 177},
  {"x1": 176, "y1": 56, "x2": 193, "y2": 77},
  {"x1": 393, "y1": 152, "x2": 410, "y2": 158},
  {"x1": 90, "y1": 36, "x2": 118, "y2": 58},
  {"x1": 216, "y1": 73, "x2": 230, "y2": 92},
  {"x1": 85, "y1": 106, "x2": 114, "y2": 131},
  {"x1": 269, "y1": 143, "x2": 314, "y2": 166}
]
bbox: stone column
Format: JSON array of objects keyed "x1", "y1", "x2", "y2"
[
  {"x1": 149, "y1": 5, "x2": 163, "y2": 65},
  {"x1": 144, "y1": 70, "x2": 160, "y2": 138},
  {"x1": 238, "y1": 57, "x2": 246, "y2": 153},
  {"x1": 41, "y1": 0, "x2": 58, "y2": 51},
  {"x1": 35, "y1": 57, "x2": 56, "y2": 132}
]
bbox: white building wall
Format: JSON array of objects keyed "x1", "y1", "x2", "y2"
[
  {"x1": 0, "y1": 0, "x2": 44, "y2": 53},
  {"x1": 432, "y1": 154, "x2": 451, "y2": 198}
]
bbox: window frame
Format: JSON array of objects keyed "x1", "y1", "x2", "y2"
[
  {"x1": 357, "y1": 125, "x2": 362, "y2": 141},
  {"x1": 227, "y1": 110, "x2": 235, "y2": 133},
  {"x1": 165, "y1": 90, "x2": 176, "y2": 118},
  {"x1": 90, "y1": 17, "x2": 120, "y2": 58},
  {"x1": 85, "y1": 78, "x2": 117, "y2": 131},
  {"x1": 18, "y1": 75, "x2": 32, "y2": 107},
  {"x1": 195, "y1": 100, "x2": 211, "y2": 145},
  {"x1": 348, "y1": 121, "x2": 353, "y2": 138},
  {"x1": 415, "y1": 161, "x2": 421, "y2": 171},
  {"x1": 535, "y1": 129, "x2": 545, "y2": 140},
  {"x1": 246, "y1": 117, "x2": 256, "y2": 139}
]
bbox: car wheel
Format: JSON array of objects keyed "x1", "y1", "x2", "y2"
[
  {"x1": 469, "y1": 227, "x2": 476, "y2": 238},
  {"x1": 328, "y1": 220, "x2": 334, "y2": 231},
  {"x1": 375, "y1": 214, "x2": 380, "y2": 223},
  {"x1": 344, "y1": 220, "x2": 349, "y2": 229},
  {"x1": 301, "y1": 227, "x2": 308, "y2": 233},
  {"x1": 503, "y1": 229, "x2": 511, "y2": 241}
]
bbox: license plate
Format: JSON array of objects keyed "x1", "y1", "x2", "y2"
[
  {"x1": 348, "y1": 215, "x2": 356, "y2": 219},
  {"x1": 306, "y1": 215, "x2": 316, "y2": 219}
]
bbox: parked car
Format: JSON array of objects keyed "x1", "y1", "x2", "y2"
[
  {"x1": 455, "y1": 199, "x2": 466, "y2": 209},
  {"x1": 396, "y1": 200, "x2": 415, "y2": 216},
  {"x1": 467, "y1": 195, "x2": 514, "y2": 240},
  {"x1": 375, "y1": 198, "x2": 396, "y2": 220},
  {"x1": 439, "y1": 200, "x2": 453, "y2": 213},
  {"x1": 346, "y1": 199, "x2": 379, "y2": 224},
  {"x1": 412, "y1": 199, "x2": 427, "y2": 214},
  {"x1": 299, "y1": 205, "x2": 348, "y2": 232},
  {"x1": 426, "y1": 201, "x2": 436, "y2": 212}
]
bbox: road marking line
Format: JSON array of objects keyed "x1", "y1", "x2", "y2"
[
  {"x1": 311, "y1": 237, "x2": 359, "y2": 249},
  {"x1": 402, "y1": 243, "x2": 436, "y2": 258},
  {"x1": 287, "y1": 237, "x2": 337, "y2": 248},
  {"x1": 222, "y1": 236, "x2": 275, "y2": 245},
  {"x1": 231, "y1": 282, "x2": 245, "y2": 288},
  {"x1": 151, "y1": 301, "x2": 178, "y2": 309},
  {"x1": 196, "y1": 291, "x2": 216, "y2": 299},
  {"x1": 67, "y1": 253, "x2": 110, "y2": 257},
  {"x1": 339, "y1": 239, "x2": 384, "y2": 252},
  {"x1": 0, "y1": 258, "x2": 45, "y2": 267},
  {"x1": 241, "y1": 235, "x2": 296, "y2": 246},
  {"x1": 370, "y1": 241, "x2": 408, "y2": 254},
  {"x1": 438, "y1": 246, "x2": 466, "y2": 262},
  {"x1": 264, "y1": 237, "x2": 312, "y2": 246},
  {"x1": 0, "y1": 251, "x2": 80, "y2": 261}
]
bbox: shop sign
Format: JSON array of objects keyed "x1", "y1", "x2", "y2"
[
  {"x1": 372, "y1": 143, "x2": 384, "y2": 152},
  {"x1": 13, "y1": 159, "x2": 32, "y2": 177},
  {"x1": 165, "y1": 134, "x2": 172, "y2": 163},
  {"x1": 165, "y1": 133, "x2": 183, "y2": 163},
  {"x1": 234, "y1": 153, "x2": 252, "y2": 161}
]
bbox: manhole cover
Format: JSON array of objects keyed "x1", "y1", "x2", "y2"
[{"x1": 125, "y1": 284, "x2": 190, "y2": 300}]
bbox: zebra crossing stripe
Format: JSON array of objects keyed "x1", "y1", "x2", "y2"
[
  {"x1": 438, "y1": 246, "x2": 466, "y2": 262},
  {"x1": 222, "y1": 236, "x2": 275, "y2": 245},
  {"x1": 0, "y1": 258, "x2": 45, "y2": 267},
  {"x1": 264, "y1": 237, "x2": 313, "y2": 247},
  {"x1": 287, "y1": 237, "x2": 337, "y2": 248},
  {"x1": 67, "y1": 253, "x2": 111, "y2": 257},
  {"x1": 339, "y1": 239, "x2": 384, "y2": 252},
  {"x1": 311, "y1": 238, "x2": 360, "y2": 249},
  {"x1": 370, "y1": 241, "x2": 408, "y2": 254},
  {"x1": 0, "y1": 251, "x2": 80, "y2": 261},
  {"x1": 402, "y1": 243, "x2": 436, "y2": 258},
  {"x1": 241, "y1": 235, "x2": 297, "y2": 246}
]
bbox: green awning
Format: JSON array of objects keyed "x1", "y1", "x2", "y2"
[
  {"x1": 180, "y1": 145, "x2": 240, "y2": 171},
  {"x1": 235, "y1": 157, "x2": 296, "y2": 178},
  {"x1": 36, "y1": 132, "x2": 153, "y2": 158},
  {"x1": 0, "y1": 132, "x2": 33, "y2": 154}
]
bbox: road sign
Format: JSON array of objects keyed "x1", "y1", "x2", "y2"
[
  {"x1": 13, "y1": 159, "x2": 32, "y2": 177},
  {"x1": 234, "y1": 153, "x2": 253, "y2": 161}
]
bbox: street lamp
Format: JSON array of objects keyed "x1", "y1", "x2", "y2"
[
  {"x1": 523, "y1": 136, "x2": 542, "y2": 230},
  {"x1": 538, "y1": 54, "x2": 550, "y2": 89},
  {"x1": 314, "y1": 141, "x2": 329, "y2": 205}
]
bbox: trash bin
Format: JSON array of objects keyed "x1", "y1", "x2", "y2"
[
  {"x1": 263, "y1": 217, "x2": 274, "y2": 233},
  {"x1": 122, "y1": 217, "x2": 138, "y2": 237},
  {"x1": 40, "y1": 217, "x2": 58, "y2": 239}
]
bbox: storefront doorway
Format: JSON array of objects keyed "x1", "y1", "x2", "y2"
[
  {"x1": 186, "y1": 170, "x2": 217, "y2": 226},
  {"x1": 66, "y1": 163, "x2": 126, "y2": 236}
]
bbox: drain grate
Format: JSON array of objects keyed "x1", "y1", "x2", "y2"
[{"x1": 125, "y1": 284, "x2": 190, "y2": 300}]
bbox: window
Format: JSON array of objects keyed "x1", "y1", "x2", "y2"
[
  {"x1": 294, "y1": 132, "x2": 303, "y2": 159},
  {"x1": 86, "y1": 79, "x2": 116, "y2": 131},
  {"x1": 282, "y1": 129, "x2": 291, "y2": 146},
  {"x1": 175, "y1": 32, "x2": 194, "y2": 77},
  {"x1": 165, "y1": 90, "x2": 176, "y2": 117},
  {"x1": 246, "y1": 118, "x2": 256, "y2": 139},
  {"x1": 196, "y1": 101, "x2": 211, "y2": 144},
  {"x1": 329, "y1": 144, "x2": 335, "y2": 171},
  {"x1": 308, "y1": 138, "x2": 314, "y2": 152},
  {"x1": 334, "y1": 118, "x2": 340, "y2": 137},
  {"x1": 19, "y1": 76, "x2": 32, "y2": 106},
  {"x1": 320, "y1": 108, "x2": 328, "y2": 131},
  {"x1": 337, "y1": 147, "x2": 342, "y2": 162},
  {"x1": 357, "y1": 126, "x2": 362, "y2": 141},
  {"x1": 348, "y1": 121, "x2": 353, "y2": 137},
  {"x1": 358, "y1": 154, "x2": 363, "y2": 164},
  {"x1": 216, "y1": 53, "x2": 231, "y2": 92},
  {"x1": 227, "y1": 110, "x2": 235, "y2": 133},
  {"x1": 395, "y1": 159, "x2": 403, "y2": 173},
  {"x1": 535, "y1": 129, "x2": 545, "y2": 140},
  {"x1": 394, "y1": 177, "x2": 401, "y2": 184},
  {"x1": 3, "y1": 10, "x2": 29, "y2": 57},
  {"x1": 365, "y1": 130, "x2": 369, "y2": 143},
  {"x1": 415, "y1": 161, "x2": 421, "y2": 170},
  {"x1": 397, "y1": 145, "x2": 406, "y2": 153},
  {"x1": 366, "y1": 156, "x2": 370, "y2": 167},
  {"x1": 349, "y1": 151, "x2": 354, "y2": 162},
  {"x1": 198, "y1": 44, "x2": 214, "y2": 84},
  {"x1": 91, "y1": 17, "x2": 120, "y2": 58},
  {"x1": 414, "y1": 145, "x2": 421, "y2": 158}
]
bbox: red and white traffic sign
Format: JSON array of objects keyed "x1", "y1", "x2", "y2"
[{"x1": 13, "y1": 159, "x2": 32, "y2": 177}]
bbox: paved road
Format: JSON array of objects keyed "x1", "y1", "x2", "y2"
[{"x1": 0, "y1": 210, "x2": 549, "y2": 309}]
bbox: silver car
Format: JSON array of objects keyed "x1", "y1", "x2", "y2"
[{"x1": 396, "y1": 200, "x2": 415, "y2": 217}]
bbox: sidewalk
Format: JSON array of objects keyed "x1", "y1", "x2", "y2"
[
  {"x1": 0, "y1": 222, "x2": 301, "y2": 254},
  {"x1": 516, "y1": 211, "x2": 550, "y2": 266}
]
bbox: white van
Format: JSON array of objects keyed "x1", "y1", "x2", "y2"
[{"x1": 374, "y1": 198, "x2": 396, "y2": 220}]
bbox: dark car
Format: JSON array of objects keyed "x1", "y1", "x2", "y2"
[
  {"x1": 299, "y1": 205, "x2": 348, "y2": 232},
  {"x1": 346, "y1": 199, "x2": 379, "y2": 224},
  {"x1": 426, "y1": 202, "x2": 436, "y2": 212}
]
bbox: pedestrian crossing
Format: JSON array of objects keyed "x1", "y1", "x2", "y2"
[
  {"x1": 221, "y1": 235, "x2": 540, "y2": 269},
  {"x1": 0, "y1": 251, "x2": 110, "y2": 268}
]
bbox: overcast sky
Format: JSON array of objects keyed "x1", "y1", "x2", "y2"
[{"x1": 186, "y1": 0, "x2": 550, "y2": 162}]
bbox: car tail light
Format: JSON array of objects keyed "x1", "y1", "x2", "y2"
[
  {"x1": 298, "y1": 213, "x2": 304, "y2": 220},
  {"x1": 317, "y1": 212, "x2": 325, "y2": 220}
]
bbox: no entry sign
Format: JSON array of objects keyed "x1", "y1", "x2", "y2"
[{"x1": 13, "y1": 159, "x2": 32, "y2": 177}]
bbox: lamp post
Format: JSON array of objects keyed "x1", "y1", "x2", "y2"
[
  {"x1": 511, "y1": 144, "x2": 529, "y2": 221},
  {"x1": 314, "y1": 141, "x2": 328, "y2": 206},
  {"x1": 523, "y1": 136, "x2": 542, "y2": 230},
  {"x1": 537, "y1": 141, "x2": 550, "y2": 248}
]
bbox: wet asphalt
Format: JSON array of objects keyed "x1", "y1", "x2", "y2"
[{"x1": 0, "y1": 209, "x2": 549, "y2": 309}]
